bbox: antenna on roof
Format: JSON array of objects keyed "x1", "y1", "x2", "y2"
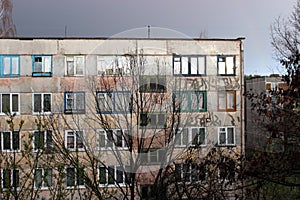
[
  {"x1": 147, "y1": 25, "x2": 150, "y2": 38},
  {"x1": 65, "y1": 25, "x2": 67, "y2": 37}
]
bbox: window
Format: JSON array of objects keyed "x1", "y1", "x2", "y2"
[
  {"x1": 1, "y1": 131, "x2": 20, "y2": 151},
  {"x1": 140, "y1": 149, "x2": 165, "y2": 165},
  {"x1": 33, "y1": 93, "x2": 51, "y2": 114},
  {"x1": 66, "y1": 167, "x2": 85, "y2": 187},
  {"x1": 218, "y1": 160, "x2": 236, "y2": 182},
  {"x1": 65, "y1": 130, "x2": 84, "y2": 151},
  {"x1": 34, "y1": 168, "x2": 52, "y2": 189},
  {"x1": 98, "y1": 129, "x2": 128, "y2": 149},
  {"x1": 218, "y1": 91, "x2": 236, "y2": 111},
  {"x1": 141, "y1": 185, "x2": 155, "y2": 199},
  {"x1": 173, "y1": 91, "x2": 206, "y2": 112},
  {"x1": 64, "y1": 92, "x2": 85, "y2": 114},
  {"x1": 218, "y1": 127, "x2": 235, "y2": 146},
  {"x1": 2, "y1": 169, "x2": 19, "y2": 189},
  {"x1": 33, "y1": 130, "x2": 52, "y2": 153},
  {"x1": 175, "y1": 163, "x2": 206, "y2": 182},
  {"x1": 32, "y1": 55, "x2": 52, "y2": 77},
  {"x1": 97, "y1": 56, "x2": 130, "y2": 76},
  {"x1": 99, "y1": 166, "x2": 129, "y2": 185},
  {"x1": 139, "y1": 113, "x2": 166, "y2": 128},
  {"x1": 217, "y1": 56, "x2": 235, "y2": 75},
  {"x1": 139, "y1": 76, "x2": 166, "y2": 93},
  {"x1": 0, "y1": 93, "x2": 19, "y2": 115},
  {"x1": 0, "y1": 55, "x2": 19, "y2": 77},
  {"x1": 66, "y1": 56, "x2": 84, "y2": 76},
  {"x1": 96, "y1": 92, "x2": 132, "y2": 113},
  {"x1": 174, "y1": 127, "x2": 206, "y2": 147},
  {"x1": 173, "y1": 55, "x2": 206, "y2": 76}
]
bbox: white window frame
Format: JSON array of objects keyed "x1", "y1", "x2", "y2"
[
  {"x1": 65, "y1": 130, "x2": 85, "y2": 151},
  {"x1": 97, "y1": 129, "x2": 128, "y2": 150},
  {"x1": 64, "y1": 92, "x2": 85, "y2": 114},
  {"x1": 0, "y1": 93, "x2": 20, "y2": 115},
  {"x1": 98, "y1": 166, "x2": 127, "y2": 186},
  {"x1": 65, "y1": 167, "x2": 85, "y2": 188},
  {"x1": 33, "y1": 130, "x2": 52, "y2": 152},
  {"x1": 139, "y1": 113, "x2": 166, "y2": 128},
  {"x1": 65, "y1": 56, "x2": 85, "y2": 76},
  {"x1": 140, "y1": 149, "x2": 165, "y2": 165},
  {"x1": 34, "y1": 168, "x2": 53, "y2": 190},
  {"x1": 173, "y1": 55, "x2": 206, "y2": 76},
  {"x1": 218, "y1": 126, "x2": 235, "y2": 146},
  {"x1": 1, "y1": 131, "x2": 20, "y2": 152},
  {"x1": 97, "y1": 56, "x2": 130, "y2": 76},
  {"x1": 32, "y1": 93, "x2": 52, "y2": 114},
  {"x1": 1, "y1": 168, "x2": 20, "y2": 190},
  {"x1": 175, "y1": 163, "x2": 206, "y2": 183},
  {"x1": 96, "y1": 91, "x2": 132, "y2": 113},
  {"x1": 174, "y1": 127, "x2": 206, "y2": 147}
]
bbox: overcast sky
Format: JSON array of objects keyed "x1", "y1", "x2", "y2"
[{"x1": 12, "y1": 0, "x2": 296, "y2": 75}]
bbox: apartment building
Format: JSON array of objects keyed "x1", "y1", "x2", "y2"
[{"x1": 0, "y1": 37, "x2": 245, "y2": 199}]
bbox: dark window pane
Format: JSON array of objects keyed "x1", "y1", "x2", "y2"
[
  {"x1": 219, "y1": 132, "x2": 226, "y2": 145},
  {"x1": 227, "y1": 128, "x2": 234, "y2": 144},
  {"x1": 46, "y1": 130, "x2": 53, "y2": 152},
  {"x1": 12, "y1": 94, "x2": 18, "y2": 113},
  {"x1": 2, "y1": 94, "x2": 10, "y2": 113},
  {"x1": 77, "y1": 168, "x2": 85, "y2": 186},
  {"x1": 66, "y1": 168, "x2": 75, "y2": 187},
  {"x1": 116, "y1": 167, "x2": 123, "y2": 183},
  {"x1": 140, "y1": 113, "x2": 149, "y2": 126},
  {"x1": 34, "y1": 94, "x2": 42, "y2": 112},
  {"x1": 3, "y1": 132, "x2": 11, "y2": 150},
  {"x1": 108, "y1": 167, "x2": 115, "y2": 184},
  {"x1": 76, "y1": 131, "x2": 84, "y2": 149},
  {"x1": 44, "y1": 168, "x2": 53, "y2": 187},
  {"x1": 13, "y1": 169, "x2": 19, "y2": 188},
  {"x1": 3, "y1": 169, "x2": 11, "y2": 188},
  {"x1": 99, "y1": 167, "x2": 106, "y2": 184},
  {"x1": 44, "y1": 94, "x2": 51, "y2": 112},
  {"x1": 34, "y1": 169, "x2": 43, "y2": 188},
  {"x1": 34, "y1": 131, "x2": 44, "y2": 150}
]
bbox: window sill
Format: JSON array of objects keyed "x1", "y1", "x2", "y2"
[
  {"x1": 1, "y1": 149, "x2": 21, "y2": 153},
  {"x1": 32, "y1": 72, "x2": 52, "y2": 77},
  {"x1": 34, "y1": 187, "x2": 52, "y2": 191},
  {"x1": 99, "y1": 183, "x2": 126, "y2": 188},
  {"x1": 32, "y1": 112, "x2": 52, "y2": 115},
  {"x1": 0, "y1": 112, "x2": 20, "y2": 116},
  {"x1": 217, "y1": 144, "x2": 236, "y2": 147},
  {"x1": 217, "y1": 74, "x2": 236, "y2": 76},
  {"x1": 173, "y1": 74, "x2": 206, "y2": 77},
  {"x1": 0, "y1": 75, "x2": 20, "y2": 78},
  {"x1": 66, "y1": 185, "x2": 85, "y2": 189},
  {"x1": 98, "y1": 147, "x2": 129, "y2": 151},
  {"x1": 64, "y1": 110, "x2": 86, "y2": 114}
]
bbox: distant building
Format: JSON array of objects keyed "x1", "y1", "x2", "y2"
[{"x1": 245, "y1": 74, "x2": 298, "y2": 153}]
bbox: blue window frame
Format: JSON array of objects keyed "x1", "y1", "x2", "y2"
[
  {"x1": 32, "y1": 55, "x2": 52, "y2": 77},
  {"x1": 173, "y1": 55, "x2": 206, "y2": 76},
  {"x1": 64, "y1": 92, "x2": 85, "y2": 114},
  {"x1": 96, "y1": 91, "x2": 132, "y2": 114},
  {"x1": 173, "y1": 91, "x2": 207, "y2": 112},
  {"x1": 0, "y1": 55, "x2": 20, "y2": 77}
]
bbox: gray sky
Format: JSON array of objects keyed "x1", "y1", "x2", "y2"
[{"x1": 12, "y1": 0, "x2": 296, "y2": 75}]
